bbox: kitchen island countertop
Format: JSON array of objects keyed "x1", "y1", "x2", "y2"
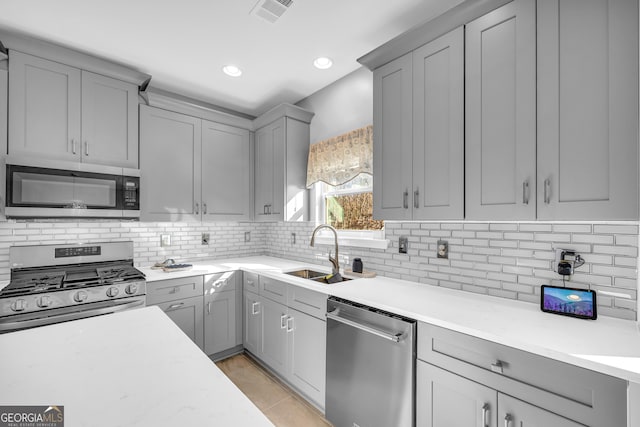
[
  {"x1": 0, "y1": 306, "x2": 274, "y2": 427},
  {"x1": 141, "y1": 256, "x2": 640, "y2": 384}
]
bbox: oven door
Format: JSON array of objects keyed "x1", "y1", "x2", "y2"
[{"x1": 0, "y1": 296, "x2": 145, "y2": 333}]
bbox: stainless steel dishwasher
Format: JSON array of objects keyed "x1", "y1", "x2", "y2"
[{"x1": 326, "y1": 296, "x2": 416, "y2": 427}]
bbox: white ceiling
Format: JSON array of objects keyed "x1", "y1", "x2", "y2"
[{"x1": 0, "y1": 0, "x2": 463, "y2": 117}]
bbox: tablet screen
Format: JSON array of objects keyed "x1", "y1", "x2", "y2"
[{"x1": 541, "y1": 285, "x2": 597, "y2": 320}]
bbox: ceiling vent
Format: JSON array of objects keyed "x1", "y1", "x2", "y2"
[{"x1": 250, "y1": 0, "x2": 293, "y2": 23}]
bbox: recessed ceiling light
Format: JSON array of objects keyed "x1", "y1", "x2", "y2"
[
  {"x1": 223, "y1": 65, "x2": 242, "y2": 77},
  {"x1": 313, "y1": 57, "x2": 333, "y2": 70}
]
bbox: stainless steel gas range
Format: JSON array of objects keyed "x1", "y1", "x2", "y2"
[{"x1": 0, "y1": 241, "x2": 146, "y2": 333}]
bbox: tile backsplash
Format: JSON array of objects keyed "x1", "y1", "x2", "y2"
[
  {"x1": 264, "y1": 221, "x2": 639, "y2": 321},
  {"x1": 0, "y1": 220, "x2": 637, "y2": 321}
]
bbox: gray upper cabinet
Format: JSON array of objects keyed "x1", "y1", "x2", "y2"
[
  {"x1": 465, "y1": 0, "x2": 536, "y2": 220},
  {"x1": 253, "y1": 106, "x2": 313, "y2": 222},
  {"x1": 140, "y1": 105, "x2": 251, "y2": 222},
  {"x1": 373, "y1": 27, "x2": 464, "y2": 221},
  {"x1": 373, "y1": 52, "x2": 413, "y2": 220},
  {"x1": 412, "y1": 27, "x2": 464, "y2": 220},
  {"x1": 201, "y1": 120, "x2": 251, "y2": 221},
  {"x1": 140, "y1": 105, "x2": 201, "y2": 222},
  {"x1": 9, "y1": 50, "x2": 138, "y2": 168},
  {"x1": 537, "y1": 0, "x2": 639, "y2": 220},
  {"x1": 80, "y1": 71, "x2": 138, "y2": 168}
]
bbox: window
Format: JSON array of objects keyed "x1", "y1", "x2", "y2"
[{"x1": 322, "y1": 174, "x2": 383, "y2": 231}]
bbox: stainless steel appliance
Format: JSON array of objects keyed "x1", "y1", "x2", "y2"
[
  {"x1": 326, "y1": 296, "x2": 416, "y2": 427},
  {"x1": 5, "y1": 157, "x2": 140, "y2": 218},
  {"x1": 0, "y1": 241, "x2": 146, "y2": 332}
]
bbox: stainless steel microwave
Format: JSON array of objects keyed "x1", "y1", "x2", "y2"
[{"x1": 5, "y1": 157, "x2": 140, "y2": 218}]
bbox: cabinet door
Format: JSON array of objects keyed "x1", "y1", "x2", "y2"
[
  {"x1": 259, "y1": 296, "x2": 288, "y2": 377},
  {"x1": 465, "y1": 0, "x2": 536, "y2": 220},
  {"x1": 537, "y1": 0, "x2": 638, "y2": 220},
  {"x1": 139, "y1": 105, "x2": 202, "y2": 222},
  {"x1": 243, "y1": 291, "x2": 261, "y2": 356},
  {"x1": 499, "y1": 394, "x2": 583, "y2": 427},
  {"x1": 201, "y1": 120, "x2": 251, "y2": 221},
  {"x1": 80, "y1": 71, "x2": 138, "y2": 168},
  {"x1": 8, "y1": 51, "x2": 81, "y2": 162},
  {"x1": 157, "y1": 295, "x2": 204, "y2": 350},
  {"x1": 254, "y1": 118, "x2": 285, "y2": 220},
  {"x1": 412, "y1": 27, "x2": 464, "y2": 220},
  {"x1": 287, "y1": 308, "x2": 326, "y2": 408},
  {"x1": 372, "y1": 52, "x2": 413, "y2": 220},
  {"x1": 417, "y1": 362, "x2": 497, "y2": 427},
  {"x1": 204, "y1": 290, "x2": 236, "y2": 356}
]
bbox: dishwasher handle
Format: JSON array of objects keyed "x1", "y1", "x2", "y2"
[{"x1": 327, "y1": 309, "x2": 405, "y2": 343}]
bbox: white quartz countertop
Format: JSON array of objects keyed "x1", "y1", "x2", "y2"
[
  {"x1": 0, "y1": 306, "x2": 274, "y2": 427},
  {"x1": 141, "y1": 256, "x2": 640, "y2": 383}
]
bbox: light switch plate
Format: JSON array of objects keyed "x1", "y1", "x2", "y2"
[
  {"x1": 160, "y1": 234, "x2": 171, "y2": 247},
  {"x1": 201, "y1": 233, "x2": 210, "y2": 245},
  {"x1": 244, "y1": 231, "x2": 251, "y2": 242}
]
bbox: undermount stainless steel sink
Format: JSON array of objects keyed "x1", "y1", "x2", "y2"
[{"x1": 285, "y1": 269, "x2": 352, "y2": 284}]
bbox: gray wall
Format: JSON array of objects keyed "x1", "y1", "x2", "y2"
[{"x1": 296, "y1": 67, "x2": 373, "y2": 144}]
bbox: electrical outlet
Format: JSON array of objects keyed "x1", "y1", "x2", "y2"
[
  {"x1": 399, "y1": 236, "x2": 408, "y2": 254},
  {"x1": 160, "y1": 234, "x2": 171, "y2": 247},
  {"x1": 244, "y1": 231, "x2": 251, "y2": 242},
  {"x1": 290, "y1": 233, "x2": 296, "y2": 244},
  {"x1": 437, "y1": 240, "x2": 448, "y2": 259},
  {"x1": 201, "y1": 233, "x2": 210, "y2": 245}
]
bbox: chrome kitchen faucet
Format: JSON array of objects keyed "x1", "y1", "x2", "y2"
[{"x1": 310, "y1": 224, "x2": 340, "y2": 275}]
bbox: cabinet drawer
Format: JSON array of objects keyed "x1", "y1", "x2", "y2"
[
  {"x1": 259, "y1": 275, "x2": 287, "y2": 304},
  {"x1": 205, "y1": 272, "x2": 236, "y2": 294},
  {"x1": 287, "y1": 286, "x2": 326, "y2": 320},
  {"x1": 417, "y1": 322, "x2": 626, "y2": 425},
  {"x1": 243, "y1": 271, "x2": 259, "y2": 293},
  {"x1": 146, "y1": 276, "x2": 204, "y2": 305}
]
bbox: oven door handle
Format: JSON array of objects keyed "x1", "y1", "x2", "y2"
[
  {"x1": 326, "y1": 309, "x2": 404, "y2": 343},
  {"x1": 0, "y1": 299, "x2": 145, "y2": 332}
]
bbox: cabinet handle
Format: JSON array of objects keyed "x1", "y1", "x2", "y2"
[
  {"x1": 522, "y1": 180, "x2": 530, "y2": 205},
  {"x1": 251, "y1": 301, "x2": 260, "y2": 315},
  {"x1": 403, "y1": 190, "x2": 409, "y2": 209},
  {"x1": 491, "y1": 360, "x2": 504, "y2": 374},
  {"x1": 195, "y1": 202, "x2": 200, "y2": 215},
  {"x1": 280, "y1": 314, "x2": 288, "y2": 329},
  {"x1": 203, "y1": 203, "x2": 207, "y2": 215},
  {"x1": 71, "y1": 139, "x2": 77, "y2": 155},
  {"x1": 84, "y1": 141, "x2": 89, "y2": 156},
  {"x1": 168, "y1": 302, "x2": 184, "y2": 310},
  {"x1": 267, "y1": 204, "x2": 272, "y2": 215},
  {"x1": 263, "y1": 204, "x2": 268, "y2": 215},
  {"x1": 504, "y1": 413, "x2": 512, "y2": 427},
  {"x1": 544, "y1": 178, "x2": 551, "y2": 204},
  {"x1": 207, "y1": 301, "x2": 211, "y2": 315},
  {"x1": 286, "y1": 316, "x2": 294, "y2": 332},
  {"x1": 414, "y1": 188, "x2": 419, "y2": 209},
  {"x1": 481, "y1": 403, "x2": 490, "y2": 427},
  {"x1": 247, "y1": 280, "x2": 254, "y2": 286},
  {"x1": 170, "y1": 286, "x2": 179, "y2": 294}
]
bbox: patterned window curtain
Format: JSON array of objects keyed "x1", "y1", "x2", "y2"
[{"x1": 306, "y1": 125, "x2": 373, "y2": 188}]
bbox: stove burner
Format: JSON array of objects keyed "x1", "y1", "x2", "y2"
[
  {"x1": 1, "y1": 273, "x2": 66, "y2": 296},
  {"x1": 97, "y1": 266, "x2": 145, "y2": 284}
]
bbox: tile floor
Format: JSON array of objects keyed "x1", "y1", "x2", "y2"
[{"x1": 216, "y1": 353, "x2": 332, "y2": 427}]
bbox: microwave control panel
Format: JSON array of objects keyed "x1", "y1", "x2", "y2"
[{"x1": 123, "y1": 177, "x2": 140, "y2": 209}]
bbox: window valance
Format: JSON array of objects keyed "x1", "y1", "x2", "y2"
[{"x1": 306, "y1": 125, "x2": 373, "y2": 188}]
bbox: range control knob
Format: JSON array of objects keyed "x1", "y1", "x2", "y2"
[
  {"x1": 37, "y1": 296, "x2": 52, "y2": 308},
  {"x1": 74, "y1": 291, "x2": 88, "y2": 303},
  {"x1": 107, "y1": 287, "x2": 120, "y2": 298},
  {"x1": 125, "y1": 284, "x2": 138, "y2": 295},
  {"x1": 11, "y1": 299, "x2": 27, "y2": 312}
]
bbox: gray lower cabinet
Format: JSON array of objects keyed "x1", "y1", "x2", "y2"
[
  {"x1": 243, "y1": 273, "x2": 327, "y2": 409},
  {"x1": 147, "y1": 275, "x2": 205, "y2": 350},
  {"x1": 417, "y1": 322, "x2": 627, "y2": 427},
  {"x1": 417, "y1": 362, "x2": 583, "y2": 427},
  {"x1": 204, "y1": 272, "x2": 239, "y2": 357}
]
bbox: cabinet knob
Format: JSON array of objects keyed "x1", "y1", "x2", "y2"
[
  {"x1": 504, "y1": 413, "x2": 512, "y2": 427},
  {"x1": 403, "y1": 190, "x2": 409, "y2": 209},
  {"x1": 203, "y1": 203, "x2": 207, "y2": 215},
  {"x1": 84, "y1": 141, "x2": 89, "y2": 156},
  {"x1": 195, "y1": 202, "x2": 200, "y2": 215},
  {"x1": 280, "y1": 314, "x2": 288, "y2": 329},
  {"x1": 522, "y1": 180, "x2": 530, "y2": 205},
  {"x1": 414, "y1": 188, "x2": 419, "y2": 209},
  {"x1": 71, "y1": 139, "x2": 77, "y2": 155},
  {"x1": 544, "y1": 178, "x2": 551, "y2": 204},
  {"x1": 491, "y1": 360, "x2": 504, "y2": 374}
]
